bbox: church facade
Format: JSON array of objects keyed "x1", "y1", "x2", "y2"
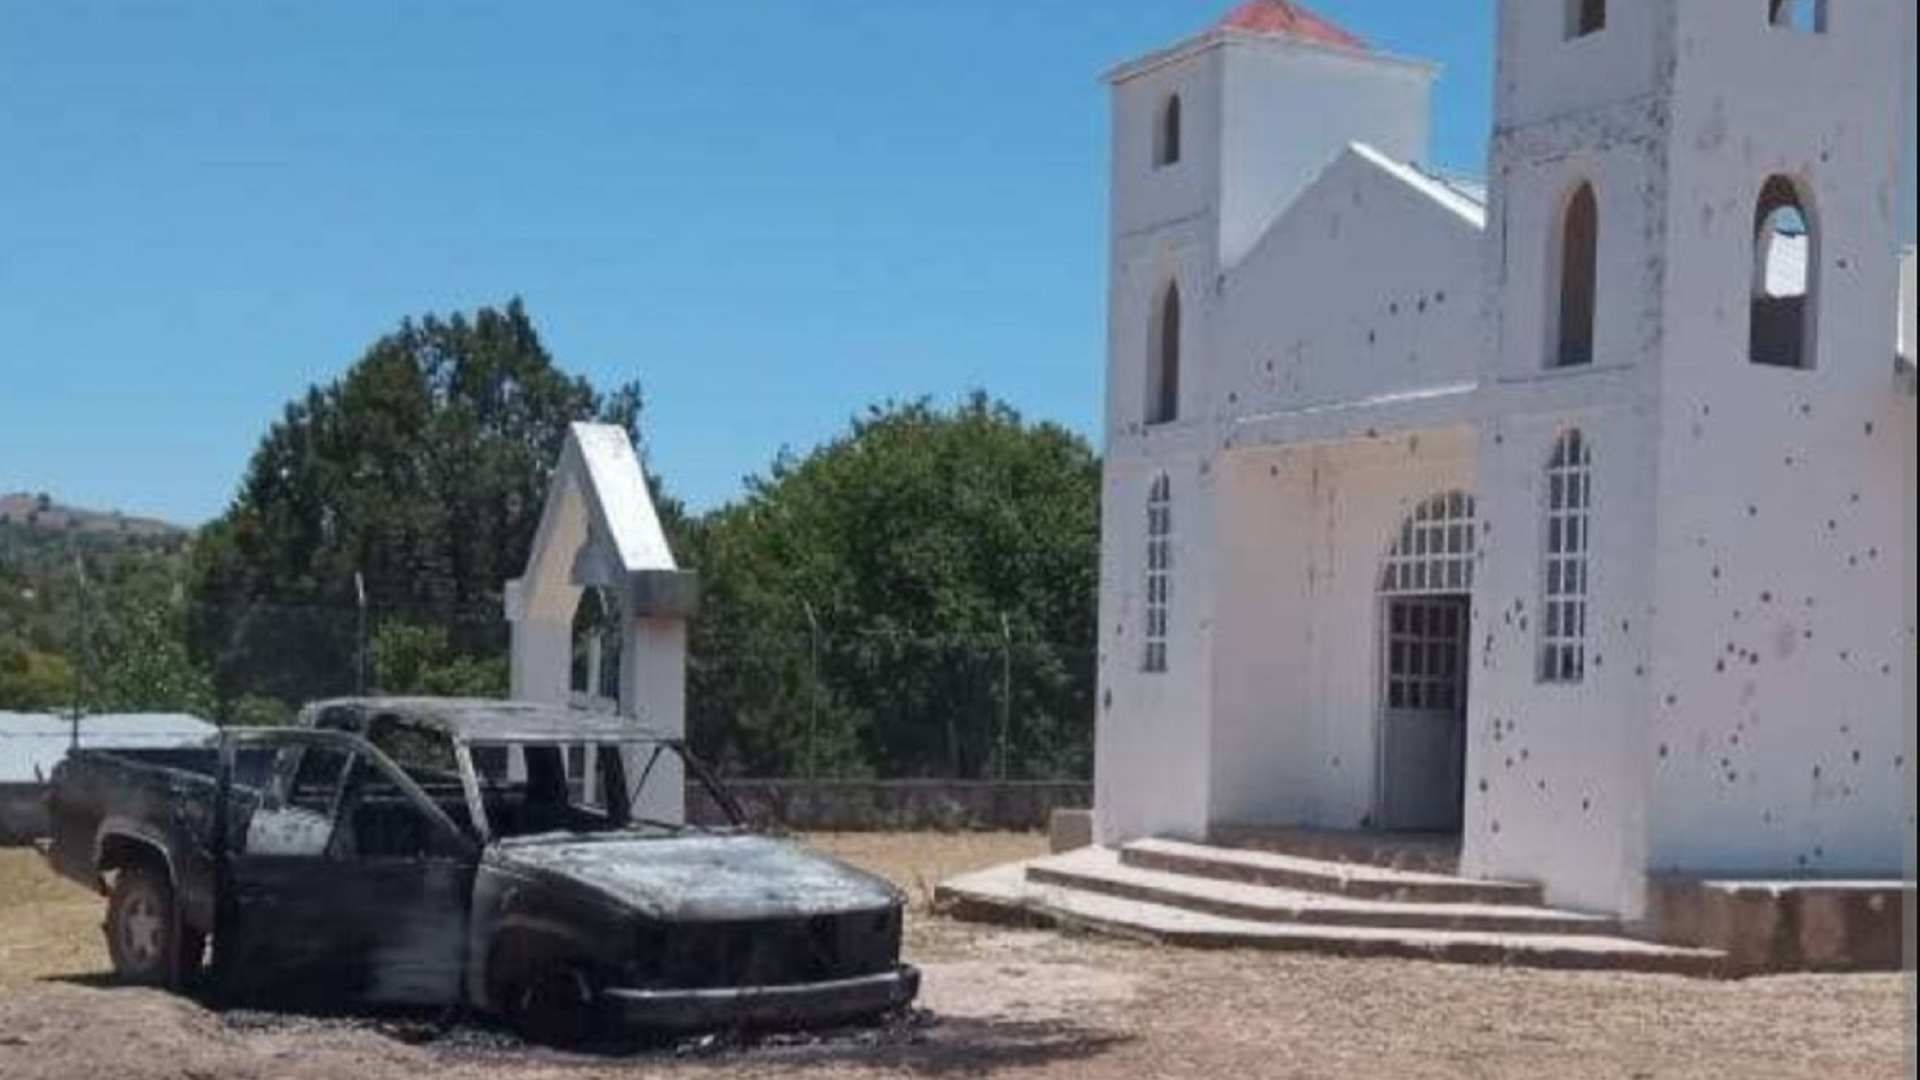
[{"x1": 1093, "y1": 0, "x2": 1916, "y2": 916}]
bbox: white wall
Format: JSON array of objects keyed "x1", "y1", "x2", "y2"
[
  {"x1": 1643, "y1": 2, "x2": 1912, "y2": 876},
  {"x1": 1219, "y1": 145, "x2": 1482, "y2": 420},
  {"x1": 1217, "y1": 41, "x2": 1433, "y2": 268}
]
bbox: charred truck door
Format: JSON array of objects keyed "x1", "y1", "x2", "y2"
[{"x1": 214, "y1": 732, "x2": 477, "y2": 1007}]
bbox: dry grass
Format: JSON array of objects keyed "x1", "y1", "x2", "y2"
[
  {"x1": 0, "y1": 848, "x2": 105, "y2": 989},
  {"x1": 0, "y1": 835, "x2": 1911, "y2": 1079}
]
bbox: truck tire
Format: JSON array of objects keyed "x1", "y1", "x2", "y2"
[
  {"x1": 510, "y1": 964, "x2": 602, "y2": 1047},
  {"x1": 106, "y1": 864, "x2": 181, "y2": 986}
]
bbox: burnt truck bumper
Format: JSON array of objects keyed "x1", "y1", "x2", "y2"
[{"x1": 603, "y1": 964, "x2": 920, "y2": 1031}]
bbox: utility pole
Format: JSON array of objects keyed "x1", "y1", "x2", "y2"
[
  {"x1": 354, "y1": 572, "x2": 367, "y2": 694},
  {"x1": 70, "y1": 555, "x2": 88, "y2": 749},
  {"x1": 998, "y1": 612, "x2": 1012, "y2": 781},
  {"x1": 802, "y1": 601, "x2": 821, "y2": 780}
]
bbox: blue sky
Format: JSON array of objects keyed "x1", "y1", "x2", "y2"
[{"x1": 0, "y1": 2, "x2": 1912, "y2": 526}]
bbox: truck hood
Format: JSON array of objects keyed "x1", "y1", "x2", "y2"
[{"x1": 486, "y1": 833, "x2": 902, "y2": 922}]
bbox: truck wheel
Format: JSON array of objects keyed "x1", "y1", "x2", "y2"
[
  {"x1": 106, "y1": 865, "x2": 178, "y2": 986},
  {"x1": 511, "y1": 964, "x2": 601, "y2": 1047}
]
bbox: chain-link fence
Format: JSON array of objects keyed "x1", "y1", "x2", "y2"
[{"x1": 17, "y1": 591, "x2": 1096, "y2": 784}]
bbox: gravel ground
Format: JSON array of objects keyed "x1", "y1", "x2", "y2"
[{"x1": 1, "y1": 838, "x2": 1911, "y2": 1079}]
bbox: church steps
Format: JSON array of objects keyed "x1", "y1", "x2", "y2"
[
  {"x1": 1122, "y1": 837, "x2": 1546, "y2": 907},
  {"x1": 935, "y1": 856, "x2": 1727, "y2": 976},
  {"x1": 1026, "y1": 847, "x2": 1618, "y2": 936}
]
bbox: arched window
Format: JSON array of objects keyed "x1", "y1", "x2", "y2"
[
  {"x1": 1751, "y1": 175, "x2": 1817, "y2": 369},
  {"x1": 1147, "y1": 283, "x2": 1181, "y2": 425},
  {"x1": 1155, "y1": 95, "x2": 1182, "y2": 168},
  {"x1": 1552, "y1": 182, "x2": 1599, "y2": 369},
  {"x1": 1144, "y1": 474, "x2": 1173, "y2": 674},
  {"x1": 1540, "y1": 430, "x2": 1593, "y2": 684},
  {"x1": 1380, "y1": 491, "x2": 1477, "y2": 597},
  {"x1": 1769, "y1": 0, "x2": 1827, "y2": 33},
  {"x1": 1567, "y1": 0, "x2": 1606, "y2": 38}
]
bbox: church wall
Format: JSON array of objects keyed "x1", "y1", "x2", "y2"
[
  {"x1": 1094, "y1": 452, "x2": 1216, "y2": 845},
  {"x1": 1641, "y1": 5, "x2": 1912, "y2": 876},
  {"x1": 1217, "y1": 42, "x2": 1432, "y2": 268},
  {"x1": 1218, "y1": 147, "x2": 1481, "y2": 422},
  {"x1": 1464, "y1": 400, "x2": 1658, "y2": 917}
]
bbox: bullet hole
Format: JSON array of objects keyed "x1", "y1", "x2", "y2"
[
  {"x1": 1868, "y1": 548, "x2": 1879, "y2": 560},
  {"x1": 1389, "y1": 302, "x2": 1399, "y2": 315},
  {"x1": 1762, "y1": 810, "x2": 1772, "y2": 824},
  {"x1": 1658, "y1": 744, "x2": 1669, "y2": 758},
  {"x1": 1436, "y1": 291, "x2": 1447, "y2": 304},
  {"x1": 1520, "y1": 748, "x2": 1530, "y2": 761},
  {"x1": 1813, "y1": 845, "x2": 1824, "y2": 859},
  {"x1": 1848, "y1": 556, "x2": 1858, "y2": 567},
  {"x1": 1726, "y1": 771, "x2": 1738, "y2": 783},
  {"x1": 1228, "y1": 392, "x2": 1238, "y2": 404},
  {"x1": 1851, "y1": 750, "x2": 1861, "y2": 764},
  {"x1": 1849, "y1": 492, "x2": 1860, "y2": 503},
  {"x1": 1592, "y1": 654, "x2": 1602, "y2": 668},
  {"x1": 1747, "y1": 505, "x2": 1758, "y2": 517},
  {"x1": 1729, "y1": 733, "x2": 1740, "y2": 746},
  {"x1": 1621, "y1": 619, "x2": 1631, "y2": 633},
  {"x1": 1715, "y1": 659, "x2": 1726, "y2": 673},
  {"x1": 1331, "y1": 756, "x2": 1341, "y2": 768},
  {"x1": 1635, "y1": 665, "x2": 1646, "y2": 677},
  {"x1": 1796, "y1": 854, "x2": 1809, "y2": 867},
  {"x1": 1271, "y1": 466, "x2": 1279, "y2": 477},
  {"x1": 1759, "y1": 591, "x2": 1772, "y2": 604},
  {"x1": 1839, "y1": 650, "x2": 1850, "y2": 661},
  {"x1": 1491, "y1": 820, "x2": 1501, "y2": 835},
  {"x1": 1711, "y1": 566, "x2": 1722, "y2": 580},
  {"x1": 1665, "y1": 693, "x2": 1678, "y2": 707},
  {"x1": 1103, "y1": 690, "x2": 1112, "y2": 710},
  {"x1": 1896, "y1": 756, "x2": 1906, "y2": 769},
  {"x1": 1478, "y1": 778, "x2": 1489, "y2": 793},
  {"x1": 1368, "y1": 331, "x2": 1377, "y2": 345},
  {"x1": 1812, "y1": 765, "x2": 1822, "y2": 779},
  {"x1": 1881, "y1": 664, "x2": 1892, "y2": 676},
  {"x1": 1784, "y1": 456, "x2": 1795, "y2": 467},
  {"x1": 1494, "y1": 433, "x2": 1504, "y2": 445},
  {"x1": 1827, "y1": 520, "x2": 1837, "y2": 531},
  {"x1": 1581, "y1": 798, "x2": 1591, "y2": 812},
  {"x1": 1799, "y1": 404, "x2": 1812, "y2": 417},
  {"x1": 1505, "y1": 756, "x2": 1514, "y2": 769},
  {"x1": 1865, "y1": 421, "x2": 1875, "y2": 436},
  {"x1": 1537, "y1": 780, "x2": 1547, "y2": 791}
]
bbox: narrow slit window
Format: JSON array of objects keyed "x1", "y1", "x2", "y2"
[
  {"x1": 1568, "y1": 0, "x2": 1606, "y2": 38},
  {"x1": 1155, "y1": 95, "x2": 1182, "y2": 168},
  {"x1": 1147, "y1": 283, "x2": 1181, "y2": 425},
  {"x1": 1751, "y1": 175, "x2": 1817, "y2": 369},
  {"x1": 1553, "y1": 182, "x2": 1599, "y2": 368},
  {"x1": 1144, "y1": 474, "x2": 1172, "y2": 674},
  {"x1": 1540, "y1": 430, "x2": 1593, "y2": 684},
  {"x1": 1769, "y1": 0, "x2": 1827, "y2": 33}
]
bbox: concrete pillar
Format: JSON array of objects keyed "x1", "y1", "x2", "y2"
[
  {"x1": 509, "y1": 619, "x2": 571, "y2": 706},
  {"x1": 620, "y1": 616, "x2": 688, "y2": 824}
]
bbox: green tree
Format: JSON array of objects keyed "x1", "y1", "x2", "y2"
[
  {"x1": 187, "y1": 299, "x2": 668, "y2": 714},
  {"x1": 685, "y1": 393, "x2": 1099, "y2": 780}
]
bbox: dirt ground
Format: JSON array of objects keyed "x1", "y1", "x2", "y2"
[{"x1": 1, "y1": 836, "x2": 1912, "y2": 1079}]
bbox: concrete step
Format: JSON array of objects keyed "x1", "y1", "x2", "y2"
[
  {"x1": 1123, "y1": 837, "x2": 1546, "y2": 907},
  {"x1": 1026, "y1": 847, "x2": 1620, "y2": 936},
  {"x1": 937, "y1": 857, "x2": 1727, "y2": 977},
  {"x1": 1209, "y1": 824, "x2": 1460, "y2": 875}
]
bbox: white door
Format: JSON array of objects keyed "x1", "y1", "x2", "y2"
[{"x1": 1378, "y1": 595, "x2": 1468, "y2": 831}]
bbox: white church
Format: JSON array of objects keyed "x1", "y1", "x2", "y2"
[{"x1": 1091, "y1": 0, "x2": 1917, "y2": 918}]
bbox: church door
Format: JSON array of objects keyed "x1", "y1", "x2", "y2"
[{"x1": 1374, "y1": 492, "x2": 1475, "y2": 832}]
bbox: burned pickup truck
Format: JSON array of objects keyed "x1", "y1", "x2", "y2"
[{"x1": 43, "y1": 697, "x2": 918, "y2": 1041}]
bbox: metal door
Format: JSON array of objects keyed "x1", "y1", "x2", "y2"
[{"x1": 1377, "y1": 595, "x2": 1469, "y2": 831}]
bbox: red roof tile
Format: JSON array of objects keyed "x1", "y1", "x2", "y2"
[{"x1": 1216, "y1": 0, "x2": 1369, "y2": 52}]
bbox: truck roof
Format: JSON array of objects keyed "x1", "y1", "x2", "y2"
[{"x1": 301, "y1": 697, "x2": 672, "y2": 743}]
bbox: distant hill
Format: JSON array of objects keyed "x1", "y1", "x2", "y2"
[{"x1": 0, "y1": 493, "x2": 186, "y2": 539}]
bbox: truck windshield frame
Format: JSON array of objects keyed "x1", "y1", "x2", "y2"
[{"x1": 451, "y1": 734, "x2": 744, "y2": 843}]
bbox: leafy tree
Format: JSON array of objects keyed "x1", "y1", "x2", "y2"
[
  {"x1": 369, "y1": 621, "x2": 507, "y2": 698},
  {"x1": 186, "y1": 299, "x2": 668, "y2": 714},
  {"x1": 685, "y1": 393, "x2": 1099, "y2": 780}
]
